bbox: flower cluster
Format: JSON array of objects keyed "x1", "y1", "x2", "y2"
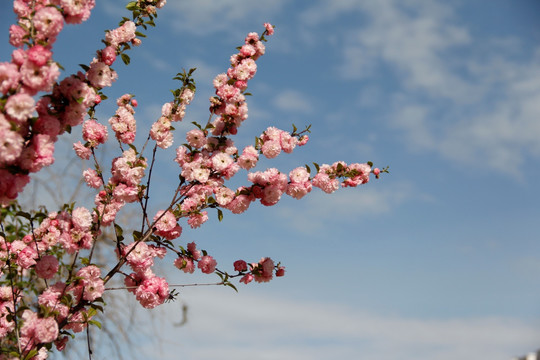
[{"x1": 0, "y1": 3, "x2": 386, "y2": 357}]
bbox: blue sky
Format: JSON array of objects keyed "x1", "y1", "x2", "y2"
[{"x1": 2, "y1": 1, "x2": 540, "y2": 359}]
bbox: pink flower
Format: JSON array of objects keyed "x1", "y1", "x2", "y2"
[
  {"x1": 83, "y1": 168, "x2": 103, "y2": 188},
  {"x1": 264, "y1": 23, "x2": 275, "y2": 36},
  {"x1": 73, "y1": 141, "x2": 92, "y2": 160},
  {"x1": 0, "y1": 62, "x2": 20, "y2": 94},
  {"x1": 187, "y1": 242, "x2": 201, "y2": 260},
  {"x1": 153, "y1": 210, "x2": 182, "y2": 240},
  {"x1": 174, "y1": 256, "x2": 195, "y2": 273},
  {"x1": 150, "y1": 116, "x2": 173, "y2": 148},
  {"x1": 234, "y1": 260, "x2": 247, "y2": 272},
  {"x1": 261, "y1": 140, "x2": 281, "y2": 159},
  {"x1": 135, "y1": 274, "x2": 169, "y2": 309},
  {"x1": 27, "y1": 45, "x2": 52, "y2": 67},
  {"x1": 0, "y1": 128, "x2": 24, "y2": 164},
  {"x1": 72, "y1": 207, "x2": 92, "y2": 231},
  {"x1": 187, "y1": 211, "x2": 208, "y2": 229},
  {"x1": 5, "y1": 93, "x2": 35, "y2": 122},
  {"x1": 35, "y1": 255, "x2": 59, "y2": 279},
  {"x1": 198, "y1": 255, "x2": 217, "y2": 274},
  {"x1": 82, "y1": 119, "x2": 108, "y2": 147},
  {"x1": 33, "y1": 6, "x2": 64, "y2": 43},
  {"x1": 35, "y1": 317, "x2": 59, "y2": 343},
  {"x1": 76, "y1": 265, "x2": 105, "y2": 301},
  {"x1": 101, "y1": 46, "x2": 117, "y2": 66},
  {"x1": 106, "y1": 21, "x2": 137, "y2": 47},
  {"x1": 87, "y1": 60, "x2": 118, "y2": 88},
  {"x1": 186, "y1": 129, "x2": 207, "y2": 148},
  {"x1": 253, "y1": 257, "x2": 274, "y2": 283},
  {"x1": 239, "y1": 274, "x2": 253, "y2": 284}
]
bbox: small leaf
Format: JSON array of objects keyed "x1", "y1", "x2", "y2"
[
  {"x1": 121, "y1": 53, "x2": 131, "y2": 65},
  {"x1": 217, "y1": 209, "x2": 223, "y2": 222},
  {"x1": 125, "y1": 1, "x2": 138, "y2": 10}
]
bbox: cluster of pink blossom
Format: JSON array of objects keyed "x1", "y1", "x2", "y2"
[
  {"x1": 173, "y1": 242, "x2": 217, "y2": 275},
  {"x1": 233, "y1": 257, "x2": 285, "y2": 284},
  {"x1": 122, "y1": 241, "x2": 170, "y2": 308},
  {"x1": 312, "y1": 161, "x2": 372, "y2": 194},
  {"x1": 150, "y1": 88, "x2": 194, "y2": 148},
  {"x1": 258, "y1": 126, "x2": 308, "y2": 159},
  {"x1": 109, "y1": 94, "x2": 138, "y2": 144},
  {"x1": 0, "y1": 6, "x2": 386, "y2": 357},
  {"x1": 0, "y1": 0, "x2": 98, "y2": 205},
  {"x1": 208, "y1": 25, "x2": 274, "y2": 137},
  {"x1": 93, "y1": 148, "x2": 147, "y2": 226},
  {"x1": 0, "y1": 0, "x2": 161, "y2": 205}
]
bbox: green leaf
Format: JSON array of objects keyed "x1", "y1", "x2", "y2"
[
  {"x1": 226, "y1": 282, "x2": 238, "y2": 292},
  {"x1": 15, "y1": 211, "x2": 31, "y2": 220},
  {"x1": 132, "y1": 230, "x2": 142, "y2": 241},
  {"x1": 125, "y1": 1, "x2": 138, "y2": 11},
  {"x1": 79, "y1": 64, "x2": 90, "y2": 72},
  {"x1": 121, "y1": 53, "x2": 131, "y2": 65},
  {"x1": 88, "y1": 319, "x2": 102, "y2": 329},
  {"x1": 305, "y1": 164, "x2": 311, "y2": 174},
  {"x1": 217, "y1": 209, "x2": 223, "y2": 222},
  {"x1": 367, "y1": 161, "x2": 373, "y2": 167}
]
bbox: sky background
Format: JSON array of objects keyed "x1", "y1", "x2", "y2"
[{"x1": 2, "y1": 1, "x2": 540, "y2": 359}]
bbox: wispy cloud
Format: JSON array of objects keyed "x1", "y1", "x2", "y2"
[
  {"x1": 299, "y1": 0, "x2": 540, "y2": 176},
  {"x1": 134, "y1": 287, "x2": 540, "y2": 360},
  {"x1": 273, "y1": 89, "x2": 313, "y2": 114}
]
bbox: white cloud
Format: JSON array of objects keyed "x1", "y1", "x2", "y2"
[
  {"x1": 132, "y1": 287, "x2": 540, "y2": 360},
  {"x1": 299, "y1": 0, "x2": 540, "y2": 176},
  {"x1": 273, "y1": 89, "x2": 313, "y2": 113},
  {"x1": 163, "y1": 0, "x2": 286, "y2": 36}
]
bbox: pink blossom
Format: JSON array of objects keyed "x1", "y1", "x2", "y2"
[
  {"x1": 76, "y1": 265, "x2": 104, "y2": 301},
  {"x1": 238, "y1": 146, "x2": 259, "y2": 170},
  {"x1": 9, "y1": 24, "x2": 26, "y2": 47},
  {"x1": 264, "y1": 23, "x2": 275, "y2": 36},
  {"x1": 87, "y1": 60, "x2": 118, "y2": 88},
  {"x1": 73, "y1": 141, "x2": 92, "y2": 160},
  {"x1": 33, "y1": 6, "x2": 64, "y2": 43},
  {"x1": 83, "y1": 168, "x2": 103, "y2": 188},
  {"x1": 35, "y1": 255, "x2": 59, "y2": 279},
  {"x1": 174, "y1": 256, "x2": 195, "y2": 273},
  {"x1": 186, "y1": 129, "x2": 207, "y2": 148},
  {"x1": 198, "y1": 255, "x2": 217, "y2": 274},
  {"x1": 253, "y1": 257, "x2": 274, "y2": 283},
  {"x1": 150, "y1": 116, "x2": 173, "y2": 148},
  {"x1": 27, "y1": 45, "x2": 52, "y2": 67},
  {"x1": 60, "y1": 0, "x2": 95, "y2": 24},
  {"x1": 135, "y1": 274, "x2": 169, "y2": 309},
  {"x1": 0, "y1": 170, "x2": 29, "y2": 205},
  {"x1": 187, "y1": 211, "x2": 208, "y2": 229},
  {"x1": 0, "y1": 62, "x2": 20, "y2": 94},
  {"x1": 35, "y1": 316, "x2": 59, "y2": 343},
  {"x1": 0, "y1": 128, "x2": 24, "y2": 164},
  {"x1": 211, "y1": 152, "x2": 233, "y2": 171},
  {"x1": 153, "y1": 210, "x2": 182, "y2": 240},
  {"x1": 234, "y1": 260, "x2": 248, "y2": 272},
  {"x1": 239, "y1": 274, "x2": 253, "y2": 284},
  {"x1": 298, "y1": 135, "x2": 309, "y2": 146},
  {"x1": 101, "y1": 46, "x2": 116, "y2": 65},
  {"x1": 5, "y1": 93, "x2": 35, "y2": 122},
  {"x1": 72, "y1": 207, "x2": 92, "y2": 231},
  {"x1": 276, "y1": 266, "x2": 285, "y2": 277},
  {"x1": 82, "y1": 119, "x2": 108, "y2": 147},
  {"x1": 261, "y1": 140, "x2": 281, "y2": 159},
  {"x1": 106, "y1": 21, "x2": 137, "y2": 47},
  {"x1": 187, "y1": 242, "x2": 201, "y2": 260}
]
